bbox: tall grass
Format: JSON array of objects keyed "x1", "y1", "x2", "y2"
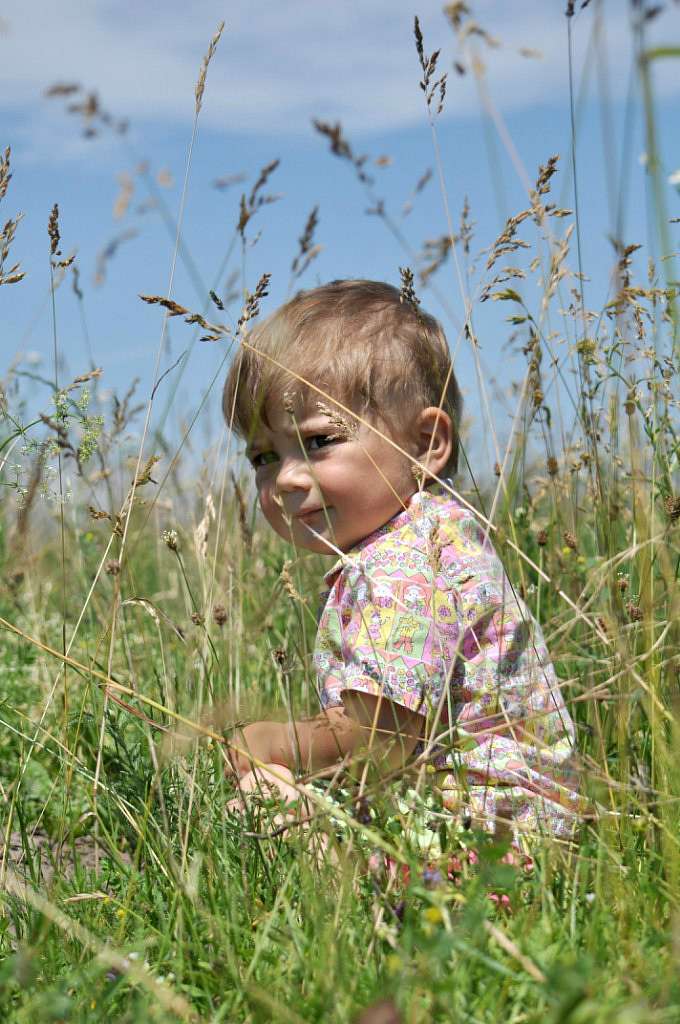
[{"x1": 1, "y1": 4, "x2": 679, "y2": 1022}]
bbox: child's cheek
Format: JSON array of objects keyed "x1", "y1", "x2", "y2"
[{"x1": 258, "y1": 488, "x2": 277, "y2": 527}]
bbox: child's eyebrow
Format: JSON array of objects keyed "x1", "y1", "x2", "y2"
[
  {"x1": 295, "y1": 416, "x2": 338, "y2": 431},
  {"x1": 244, "y1": 415, "x2": 339, "y2": 456}
]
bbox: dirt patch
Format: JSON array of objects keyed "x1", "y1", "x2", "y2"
[{"x1": 2, "y1": 829, "x2": 132, "y2": 886}]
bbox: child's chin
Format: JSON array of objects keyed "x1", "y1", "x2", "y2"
[{"x1": 295, "y1": 535, "x2": 337, "y2": 555}]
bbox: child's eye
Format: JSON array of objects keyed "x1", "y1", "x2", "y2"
[
  {"x1": 249, "y1": 451, "x2": 278, "y2": 469},
  {"x1": 306, "y1": 434, "x2": 338, "y2": 452}
]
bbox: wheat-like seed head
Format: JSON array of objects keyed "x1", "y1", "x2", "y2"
[{"x1": 195, "y1": 21, "x2": 225, "y2": 116}]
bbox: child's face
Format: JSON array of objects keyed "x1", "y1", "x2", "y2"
[{"x1": 246, "y1": 396, "x2": 416, "y2": 554}]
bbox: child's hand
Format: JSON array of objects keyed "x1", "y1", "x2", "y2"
[{"x1": 226, "y1": 763, "x2": 302, "y2": 821}]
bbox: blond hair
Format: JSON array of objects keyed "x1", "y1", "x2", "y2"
[{"x1": 222, "y1": 279, "x2": 463, "y2": 473}]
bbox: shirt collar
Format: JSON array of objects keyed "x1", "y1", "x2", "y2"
[{"x1": 321, "y1": 481, "x2": 450, "y2": 587}]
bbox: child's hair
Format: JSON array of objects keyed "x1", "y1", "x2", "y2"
[{"x1": 222, "y1": 278, "x2": 463, "y2": 473}]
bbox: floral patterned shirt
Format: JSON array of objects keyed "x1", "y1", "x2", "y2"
[{"x1": 313, "y1": 484, "x2": 581, "y2": 839}]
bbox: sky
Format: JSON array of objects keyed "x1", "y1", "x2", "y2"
[{"x1": 2, "y1": 0, "x2": 680, "y2": 478}]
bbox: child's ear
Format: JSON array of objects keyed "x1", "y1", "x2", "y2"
[{"x1": 413, "y1": 407, "x2": 453, "y2": 477}]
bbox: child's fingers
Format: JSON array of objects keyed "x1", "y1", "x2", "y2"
[{"x1": 226, "y1": 794, "x2": 246, "y2": 815}]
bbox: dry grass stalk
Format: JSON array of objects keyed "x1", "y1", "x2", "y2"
[
  {"x1": 413, "y1": 16, "x2": 447, "y2": 115},
  {"x1": 139, "y1": 294, "x2": 189, "y2": 317},
  {"x1": 280, "y1": 561, "x2": 303, "y2": 604},
  {"x1": 237, "y1": 159, "x2": 281, "y2": 239},
  {"x1": 195, "y1": 21, "x2": 225, "y2": 116},
  {"x1": 194, "y1": 493, "x2": 216, "y2": 562},
  {"x1": 213, "y1": 171, "x2": 246, "y2": 191},
  {"x1": 290, "y1": 205, "x2": 322, "y2": 282},
  {"x1": 48, "y1": 204, "x2": 61, "y2": 256},
  {"x1": 45, "y1": 81, "x2": 128, "y2": 137},
  {"x1": 94, "y1": 228, "x2": 138, "y2": 286},
  {"x1": 313, "y1": 120, "x2": 373, "y2": 185},
  {"x1": 0, "y1": 147, "x2": 23, "y2": 286},
  {"x1": 314, "y1": 402, "x2": 358, "y2": 441},
  {"x1": 398, "y1": 266, "x2": 423, "y2": 321},
  {"x1": 43, "y1": 82, "x2": 80, "y2": 97},
  {"x1": 0, "y1": 146, "x2": 12, "y2": 202},
  {"x1": 230, "y1": 473, "x2": 253, "y2": 552},
  {"x1": 113, "y1": 171, "x2": 134, "y2": 220},
  {"x1": 236, "y1": 272, "x2": 271, "y2": 333}
]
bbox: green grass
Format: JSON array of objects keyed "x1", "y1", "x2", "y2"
[{"x1": 1, "y1": 5, "x2": 680, "y2": 1021}]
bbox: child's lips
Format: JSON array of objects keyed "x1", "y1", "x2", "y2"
[{"x1": 295, "y1": 506, "x2": 329, "y2": 523}]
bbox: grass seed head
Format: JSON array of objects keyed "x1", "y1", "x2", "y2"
[
  {"x1": 162, "y1": 528, "x2": 179, "y2": 552},
  {"x1": 663, "y1": 495, "x2": 680, "y2": 522},
  {"x1": 195, "y1": 21, "x2": 225, "y2": 116},
  {"x1": 47, "y1": 203, "x2": 61, "y2": 256},
  {"x1": 212, "y1": 604, "x2": 227, "y2": 627}
]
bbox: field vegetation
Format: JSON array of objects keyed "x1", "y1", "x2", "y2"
[{"x1": 1, "y1": 3, "x2": 679, "y2": 1021}]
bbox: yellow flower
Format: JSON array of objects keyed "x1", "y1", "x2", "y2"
[
  {"x1": 423, "y1": 906, "x2": 443, "y2": 925},
  {"x1": 386, "y1": 954, "x2": 402, "y2": 975}
]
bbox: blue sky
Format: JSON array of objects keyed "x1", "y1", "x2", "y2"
[{"x1": 2, "y1": 0, "x2": 680, "y2": 474}]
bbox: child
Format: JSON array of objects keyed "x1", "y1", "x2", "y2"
[{"x1": 222, "y1": 279, "x2": 580, "y2": 841}]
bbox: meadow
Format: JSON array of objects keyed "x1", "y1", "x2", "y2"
[{"x1": 1, "y1": 4, "x2": 679, "y2": 1021}]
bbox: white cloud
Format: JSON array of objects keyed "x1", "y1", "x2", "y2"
[{"x1": 0, "y1": 0, "x2": 678, "y2": 149}]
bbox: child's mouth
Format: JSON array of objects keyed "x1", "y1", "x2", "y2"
[{"x1": 295, "y1": 507, "x2": 328, "y2": 522}]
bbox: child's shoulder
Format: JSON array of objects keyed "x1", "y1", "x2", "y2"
[{"x1": 357, "y1": 485, "x2": 497, "y2": 570}]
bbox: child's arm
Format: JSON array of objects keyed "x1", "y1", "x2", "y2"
[{"x1": 227, "y1": 693, "x2": 423, "y2": 778}]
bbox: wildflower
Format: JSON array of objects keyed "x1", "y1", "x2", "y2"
[
  {"x1": 422, "y1": 865, "x2": 443, "y2": 889},
  {"x1": 488, "y1": 892, "x2": 512, "y2": 912},
  {"x1": 546, "y1": 456, "x2": 559, "y2": 477},
  {"x1": 563, "y1": 530, "x2": 578, "y2": 551},
  {"x1": 105, "y1": 559, "x2": 121, "y2": 576},
  {"x1": 191, "y1": 612, "x2": 204, "y2": 626},
  {"x1": 390, "y1": 901, "x2": 405, "y2": 924},
  {"x1": 368, "y1": 851, "x2": 384, "y2": 876},
  {"x1": 447, "y1": 855, "x2": 463, "y2": 880},
  {"x1": 536, "y1": 528, "x2": 548, "y2": 547},
  {"x1": 423, "y1": 906, "x2": 443, "y2": 925},
  {"x1": 386, "y1": 954, "x2": 402, "y2": 975}
]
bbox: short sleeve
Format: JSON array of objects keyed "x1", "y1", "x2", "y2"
[{"x1": 314, "y1": 555, "x2": 457, "y2": 719}]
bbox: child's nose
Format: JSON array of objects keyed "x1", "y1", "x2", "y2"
[{"x1": 275, "y1": 454, "x2": 310, "y2": 493}]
